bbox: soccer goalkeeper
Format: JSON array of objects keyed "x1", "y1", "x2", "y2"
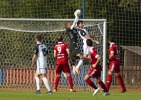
[{"x1": 65, "y1": 12, "x2": 83, "y2": 74}]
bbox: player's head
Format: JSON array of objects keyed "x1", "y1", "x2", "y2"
[
  {"x1": 35, "y1": 35, "x2": 41, "y2": 42},
  {"x1": 57, "y1": 35, "x2": 63, "y2": 42},
  {"x1": 77, "y1": 20, "x2": 83, "y2": 28},
  {"x1": 108, "y1": 36, "x2": 114, "y2": 43},
  {"x1": 86, "y1": 39, "x2": 93, "y2": 47},
  {"x1": 65, "y1": 22, "x2": 72, "y2": 29}
]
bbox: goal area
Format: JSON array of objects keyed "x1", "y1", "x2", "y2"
[{"x1": 0, "y1": 18, "x2": 107, "y2": 90}]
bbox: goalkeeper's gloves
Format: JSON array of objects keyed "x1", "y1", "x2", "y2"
[{"x1": 74, "y1": 12, "x2": 79, "y2": 18}]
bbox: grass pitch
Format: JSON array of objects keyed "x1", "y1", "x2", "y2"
[{"x1": 0, "y1": 90, "x2": 140, "y2": 100}]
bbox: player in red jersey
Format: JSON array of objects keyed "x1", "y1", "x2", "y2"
[
  {"x1": 106, "y1": 37, "x2": 126, "y2": 93},
  {"x1": 83, "y1": 39, "x2": 109, "y2": 96},
  {"x1": 54, "y1": 35, "x2": 75, "y2": 92}
]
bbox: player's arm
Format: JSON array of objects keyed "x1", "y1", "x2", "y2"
[
  {"x1": 70, "y1": 15, "x2": 79, "y2": 29},
  {"x1": 31, "y1": 54, "x2": 36, "y2": 67},
  {"x1": 92, "y1": 56, "x2": 101, "y2": 68},
  {"x1": 54, "y1": 46, "x2": 57, "y2": 58},
  {"x1": 109, "y1": 45, "x2": 115, "y2": 59},
  {"x1": 66, "y1": 49, "x2": 70, "y2": 58},
  {"x1": 31, "y1": 46, "x2": 38, "y2": 67},
  {"x1": 82, "y1": 55, "x2": 91, "y2": 60},
  {"x1": 66, "y1": 44, "x2": 70, "y2": 58},
  {"x1": 109, "y1": 51, "x2": 114, "y2": 60},
  {"x1": 54, "y1": 50, "x2": 57, "y2": 58},
  {"x1": 91, "y1": 38, "x2": 100, "y2": 44},
  {"x1": 84, "y1": 35, "x2": 99, "y2": 44}
]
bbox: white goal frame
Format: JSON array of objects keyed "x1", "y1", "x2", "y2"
[{"x1": 0, "y1": 18, "x2": 107, "y2": 83}]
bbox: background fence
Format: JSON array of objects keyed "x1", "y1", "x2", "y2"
[{"x1": 0, "y1": 0, "x2": 141, "y2": 89}]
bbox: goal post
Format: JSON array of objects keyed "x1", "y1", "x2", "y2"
[{"x1": 0, "y1": 18, "x2": 107, "y2": 90}]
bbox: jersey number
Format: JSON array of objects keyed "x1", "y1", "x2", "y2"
[
  {"x1": 57, "y1": 46, "x2": 62, "y2": 53},
  {"x1": 42, "y1": 48, "x2": 47, "y2": 56}
]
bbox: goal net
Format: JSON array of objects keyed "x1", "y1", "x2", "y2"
[{"x1": 0, "y1": 18, "x2": 107, "y2": 90}]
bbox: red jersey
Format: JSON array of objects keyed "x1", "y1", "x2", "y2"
[
  {"x1": 54, "y1": 42, "x2": 69, "y2": 64},
  {"x1": 89, "y1": 47, "x2": 102, "y2": 70},
  {"x1": 108, "y1": 42, "x2": 119, "y2": 62}
]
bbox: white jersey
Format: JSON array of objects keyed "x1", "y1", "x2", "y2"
[
  {"x1": 34, "y1": 43, "x2": 47, "y2": 69},
  {"x1": 78, "y1": 28, "x2": 90, "y2": 55},
  {"x1": 78, "y1": 28, "x2": 90, "y2": 46}
]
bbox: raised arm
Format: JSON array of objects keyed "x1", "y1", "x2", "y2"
[{"x1": 70, "y1": 15, "x2": 79, "y2": 30}]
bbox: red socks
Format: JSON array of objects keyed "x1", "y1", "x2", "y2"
[
  {"x1": 85, "y1": 79, "x2": 97, "y2": 89},
  {"x1": 116, "y1": 75, "x2": 126, "y2": 91},
  {"x1": 106, "y1": 74, "x2": 112, "y2": 90},
  {"x1": 98, "y1": 81, "x2": 108, "y2": 92},
  {"x1": 54, "y1": 76, "x2": 60, "y2": 90},
  {"x1": 106, "y1": 74, "x2": 126, "y2": 91},
  {"x1": 68, "y1": 76, "x2": 73, "y2": 89}
]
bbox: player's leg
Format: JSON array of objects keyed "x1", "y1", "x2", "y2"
[
  {"x1": 54, "y1": 64, "x2": 62, "y2": 92},
  {"x1": 34, "y1": 69, "x2": 41, "y2": 94},
  {"x1": 96, "y1": 76, "x2": 109, "y2": 96},
  {"x1": 40, "y1": 68, "x2": 52, "y2": 94},
  {"x1": 84, "y1": 69, "x2": 98, "y2": 95},
  {"x1": 73, "y1": 53, "x2": 83, "y2": 74},
  {"x1": 63, "y1": 63, "x2": 75, "y2": 92},
  {"x1": 73, "y1": 45, "x2": 89, "y2": 74},
  {"x1": 70, "y1": 45, "x2": 83, "y2": 74},
  {"x1": 106, "y1": 63, "x2": 114, "y2": 91},
  {"x1": 115, "y1": 72, "x2": 126, "y2": 93}
]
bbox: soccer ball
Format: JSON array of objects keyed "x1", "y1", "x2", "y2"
[{"x1": 74, "y1": 9, "x2": 81, "y2": 17}]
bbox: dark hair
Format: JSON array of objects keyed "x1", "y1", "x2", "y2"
[
  {"x1": 35, "y1": 35, "x2": 41, "y2": 41},
  {"x1": 86, "y1": 39, "x2": 93, "y2": 46},
  {"x1": 57, "y1": 35, "x2": 63, "y2": 42},
  {"x1": 108, "y1": 36, "x2": 114, "y2": 42},
  {"x1": 77, "y1": 20, "x2": 83, "y2": 26}
]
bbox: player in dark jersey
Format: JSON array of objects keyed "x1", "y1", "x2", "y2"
[{"x1": 65, "y1": 16, "x2": 83, "y2": 74}]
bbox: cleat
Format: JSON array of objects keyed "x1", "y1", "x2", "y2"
[
  {"x1": 93, "y1": 88, "x2": 100, "y2": 96},
  {"x1": 54, "y1": 89, "x2": 57, "y2": 92},
  {"x1": 47, "y1": 91, "x2": 52, "y2": 94},
  {"x1": 103, "y1": 92, "x2": 110, "y2": 96},
  {"x1": 70, "y1": 89, "x2": 76, "y2": 92},
  {"x1": 121, "y1": 90, "x2": 127, "y2": 93},
  {"x1": 35, "y1": 90, "x2": 41, "y2": 94}
]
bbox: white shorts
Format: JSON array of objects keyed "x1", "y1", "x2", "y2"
[
  {"x1": 36, "y1": 68, "x2": 46, "y2": 75},
  {"x1": 83, "y1": 45, "x2": 89, "y2": 55}
]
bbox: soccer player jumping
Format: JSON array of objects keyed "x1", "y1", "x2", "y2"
[
  {"x1": 65, "y1": 13, "x2": 83, "y2": 74},
  {"x1": 106, "y1": 37, "x2": 126, "y2": 93},
  {"x1": 83, "y1": 39, "x2": 109, "y2": 96},
  {"x1": 73, "y1": 20, "x2": 99, "y2": 74}
]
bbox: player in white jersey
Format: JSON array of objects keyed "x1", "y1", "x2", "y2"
[
  {"x1": 31, "y1": 35, "x2": 52, "y2": 94},
  {"x1": 73, "y1": 20, "x2": 99, "y2": 74}
]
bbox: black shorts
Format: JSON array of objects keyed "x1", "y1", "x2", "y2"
[{"x1": 70, "y1": 43, "x2": 80, "y2": 61}]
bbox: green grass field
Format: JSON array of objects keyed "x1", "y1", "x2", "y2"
[{"x1": 0, "y1": 90, "x2": 140, "y2": 100}]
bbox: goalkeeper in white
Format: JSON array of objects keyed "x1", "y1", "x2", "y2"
[{"x1": 31, "y1": 35, "x2": 52, "y2": 94}]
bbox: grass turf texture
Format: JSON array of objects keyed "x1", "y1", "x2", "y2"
[{"x1": 0, "y1": 90, "x2": 140, "y2": 100}]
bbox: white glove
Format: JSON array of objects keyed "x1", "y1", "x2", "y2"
[{"x1": 74, "y1": 11, "x2": 78, "y2": 18}]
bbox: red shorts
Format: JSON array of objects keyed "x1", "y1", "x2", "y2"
[
  {"x1": 87, "y1": 67, "x2": 101, "y2": 78},
  {"x1": 56, "y1": 63, "x2": 70, "y2": 74},
  {"x1": 109, "y1": 62, "x2": 120, "y2": 73}
]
